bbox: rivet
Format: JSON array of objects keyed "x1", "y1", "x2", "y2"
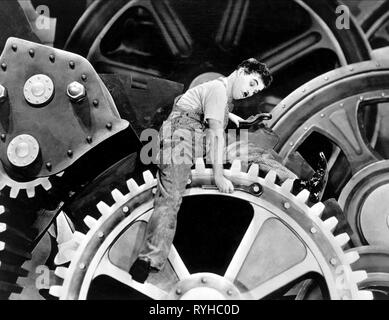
[
  {"x1": 93, "y1": 99, "x2": 99, "y2": 107},
  {"x1": 289, "y1": 142, "x2": 294, "y2": 146},
  {"x1": 49, "y1": 54, "x2": 55, "y2": 63},
  {"x1": 302, "y1": 89, "x2": 306, "y2": 93},
  {"x1": 0, "y1": 134, "x2": 5, "y2": 141},
  {"x1": 11, "y1": 44, "x2": 17, "y2": 52},
  {"x1": 79, "y1": 263, "x2": 86, "y2": 270},
  {"x1": 122, "y1": 206, "x2": 129, "y2": 213},
  {"x1": 359, "y1": 96, "x2": 364, "y2": 101},
  {"x1": 81, "y1": 74, "x2": 87, "y2": 81},
  {"x1": 304, "y1": 127, "x2": 308, "y2": 131},
  {"x1": 340, "y1": 103, "x2": 344, "y2": 107},
  {"x1": 284, "y1": 202, "x2": 290, "y2": 209},
  {"x1": 201, "y1": 278, "x2": 207, "y2": 284},
  {"x1": 1, "y1": 63, "x2": 7, "y2": 71},
  {"x1": 106, "y1": 123, "x2": 112, "y2": 130},
  {"x1": 29, "y1": 49, "x2": 35, "y2": 57},
  {"x1": 227, "y1": 290, "x2": 233, "y2": 296},
  {"x1": 349, "y1": 67, "x2": 354, "y2": 72},
  {"x1": 330, "y1": 258, "x2": 337, "y2": 266},
  {"x1": 382, "y1": 93, "x2": 386, "y2": 97},
  {"x1": 320, "y1": 114, "x2": 325, "y2": 118},
  {"x1": 46, "y1": 162, "x2": 52, "y2": 170},
  {"x1": 86, "y1": 136, "x2": 92, "y2": 144},
  {"x1": 69, "y1": 61, "x2": 75, "y2": 69},
  {"x1": 324, "y1": 76, "x2": 329, "y2": 81},
  {"x1": 176, "y1": 288, "x2": 182, "y2": 295},
  {"x1": 67, "y1": 150, "x2": 73, "y2": 157},
  {"x1": 310, "y1": 227, "x2": 317, "y2": 234},
  {"x1": 282, "y1": 104, "x2": 286, "y2": 109},
  {"x1": 98, "y1": 231, "x2": 104, "y2": 238}
]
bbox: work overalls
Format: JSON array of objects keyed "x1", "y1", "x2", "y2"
[{"x1": 138, "y1": 93, "x2": 230, "y2": 270}]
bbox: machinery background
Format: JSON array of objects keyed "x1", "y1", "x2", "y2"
[{"x1": 0, "y1": 0, "x2": 388, "y2": 300}]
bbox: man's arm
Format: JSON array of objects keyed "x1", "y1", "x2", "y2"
[{"x1": 207, "y1": 119, "x2": 234, "y2": 193}]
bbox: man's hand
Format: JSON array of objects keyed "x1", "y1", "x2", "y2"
[
  {"x1": 215, "y1": 175, "x2": 234, "y2": 193},
  {"x1": 229, "y1": 113, "x2": 244, "y2": 127}
]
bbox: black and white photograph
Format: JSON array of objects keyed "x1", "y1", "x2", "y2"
[{"x1": 0, "y1": 0, "x2": 388, "y2": 307}]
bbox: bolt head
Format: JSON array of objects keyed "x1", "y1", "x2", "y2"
[
  {"x1": 1, "y1": 63, "x2": 7, "y2": 71},
  {"x1": 67, "y1": 81, "x2": 86, "y2": 102},
  {"x1": 49, "y1": 54, "x2": 55, "y2": 63},
  {"x1": 122, "y1": 206, "x2": 129, "y2": 213},
  {"x1": 176, "y1": 288, "x2": 182, "y2": 295},
  {"x1": 29, "y1": 49, "x2": 35, "y2": 57},
  {"x1": 67, "y1": 150, "x2": 73, "y2": 157},
  {"x1": 81, "y1": 74, "x2": 87, "y2": 81},
  {"x1": 11, "y1": 44, "x2": 17, "y2": 52},
  {"x1": 106, "y1": 123, "x2": 112, "y2": 130}
]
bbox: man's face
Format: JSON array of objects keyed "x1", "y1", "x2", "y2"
[{"x1": 231, "y1": 68, "x2": 265, "y2": 100}]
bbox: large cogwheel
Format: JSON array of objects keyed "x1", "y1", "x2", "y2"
[{"x1": 49, "y1": 160, "x2": 371, "y2": 300}]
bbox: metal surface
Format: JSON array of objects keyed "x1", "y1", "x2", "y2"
[
  {"x1": 269, "y1": 60, "x2": 389, "y2": 244},
  {"x1": 338, "y1": 161, "x2": 389, "y2": 246},
  {"x1": 0, "y1": 37, "x2": 129, "y2": 178},
  {"x1": 49, "y1": 159, "x2": 370, "y2": 300}
]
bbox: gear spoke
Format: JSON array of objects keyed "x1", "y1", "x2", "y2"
[
  {"x1": 224, "y1": 207, "x2": 273, "y2": 281},
  {"x1": 94, "y1": 253, "x2": 169, "y2": 300},
  {"x1": 215, "y1": 0, "x2": 249, "y2": 50},
  {"x1": 168, "y1": 245, "x2": 190, "y2": 280},
  {"x1": 241, "y1": 251, "x2": 320, "y2": 300},
  {"x1": 259, "y1": 7, "x2": 347, "y2": 73}
]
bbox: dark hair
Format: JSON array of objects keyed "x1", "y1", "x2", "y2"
[{"x1": 237, "y1": 58, "x2": 273, "y2": 88}]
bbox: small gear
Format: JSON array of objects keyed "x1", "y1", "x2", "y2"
[
  {"x1": 49, "y1": 160, "x2": 371, "y2": 300},
  {"x1": 0, "y1": 162, "x2": 52, "y2": 199}
]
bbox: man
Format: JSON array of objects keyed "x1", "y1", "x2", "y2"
[{"x1": 129, "y1": 58, "x2": 324, "y2": 282}]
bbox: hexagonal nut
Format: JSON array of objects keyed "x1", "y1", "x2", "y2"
[
  {"x1": 0, "y1": 85, "x2": 8, "y2": 102},
  {"x1": 67, "y1": 81, "x2": 86, "y2": 102}
]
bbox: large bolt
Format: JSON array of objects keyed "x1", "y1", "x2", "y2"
[
  {"x1": 0, "y1": 85, "x2": 7, "y2": 102},
  {"x1": 67, "y1": 81, "x2": 86, "y2": 102}
]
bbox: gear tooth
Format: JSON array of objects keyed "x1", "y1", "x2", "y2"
[
  {"x1": 195, "y1": 158, "x2": 206, "y2": 173},
  {"x1": 111, "y1": 189, "x2": 125, "y2": 202},
  {"x1": 83, "y1": 216, "x2": 97, "y2": 230},
  {"x1": 0, "y1": 241, "x2": 5, "y2": 251},
  {"x1": 296, "y1": 189, "x2": 310, "y2": 203},
  {"x1": 49, "y1": 285, "x2": 63, "y2": 298},
  {"x1": 55, "y1": 239, "x2": 80, "y2": 265},
  {"x1": 126, "y1": 179, "x2": 139, "y2": 193},
  {"x1": 230, "y1": 160, "x2": 242, "y2": 174},
  {"x1": 54, "y1": 267, "x2": 68, "y2": 280},
  {"x1": 356, "y1": 290, "x2": 373, "y2": 300},
  {"x1": 281, "y1": 179, "x2": 294, "y2": 192},
  {"x1": 247, "y1": 164, "x2": 259, "y2": 177},
  {"x1": 97, "y1": 201, "x2": 111, "y2": 216},
  {"x1": 0, "y1": 181, "x2": 5, "y2": 190},
  {"x1": 265, "y1": 170, "x2": 277, "y2": 183},
  {"x1": 0, "y1": 223, "x2": 5, "y2": 233},
  {"x1": 310, "y1": 202, "x2": 325, "y2": 217},
  {"x1": 42, "y1": 179, "x2": 52, "y2": 191},
  {"x1": 56, "y1": 211, "x2": 74, "y2": 245},
  {"x1": 0, "y1": 206, "x2": 4, "y2": 214},
  {"x1": 26, "y1": 187, "x2": 35, "y2": 198},
  {"x1": 345, "y1": 251, "x2": 360, "y2": 265},
  {"x1": 56, "y1": 171, "x2": 65, "y2": 177},
  {"x1": 142, "y1": 170, "x2": 155, "y2": 185},
  {"x1": 73, "y1": 231, "x2": 85, "y2": 244},
  {"x1": 323, "y1": 217, "x2": 338, "y2": 232},
  {"x1": 9, "y1": 187, "x2": 20, "y2": 199},
  {"x1": 335, "y1": 233, "x2": 350, "y2": 248},
  {"x1": 352, "y1": 270, "x2": 368, "y2": 284}
]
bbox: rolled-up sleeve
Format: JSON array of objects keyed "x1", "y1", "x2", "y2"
[{"x1": 203, "y1": 82, "x2": 227, "y2": 124}]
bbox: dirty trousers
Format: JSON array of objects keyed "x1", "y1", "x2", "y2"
[{"x1": 138, "y1": 115, "x2": 204, "y2": 270}]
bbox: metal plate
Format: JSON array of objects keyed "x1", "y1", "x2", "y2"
[{"x1": 0, "y1": 37, "x2": 129, "y2": 178}]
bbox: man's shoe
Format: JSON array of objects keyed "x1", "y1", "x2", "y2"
[
  {"x1": 292, "y1": 152, "x2": 328, "y2": 203},
  {"x1": 129, "y1": 259, "x2": 151, "y2": 283}
]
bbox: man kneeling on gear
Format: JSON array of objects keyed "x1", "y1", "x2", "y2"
[{"x1": 130, "y1": 58, "x2": 330, "y2": 283}]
